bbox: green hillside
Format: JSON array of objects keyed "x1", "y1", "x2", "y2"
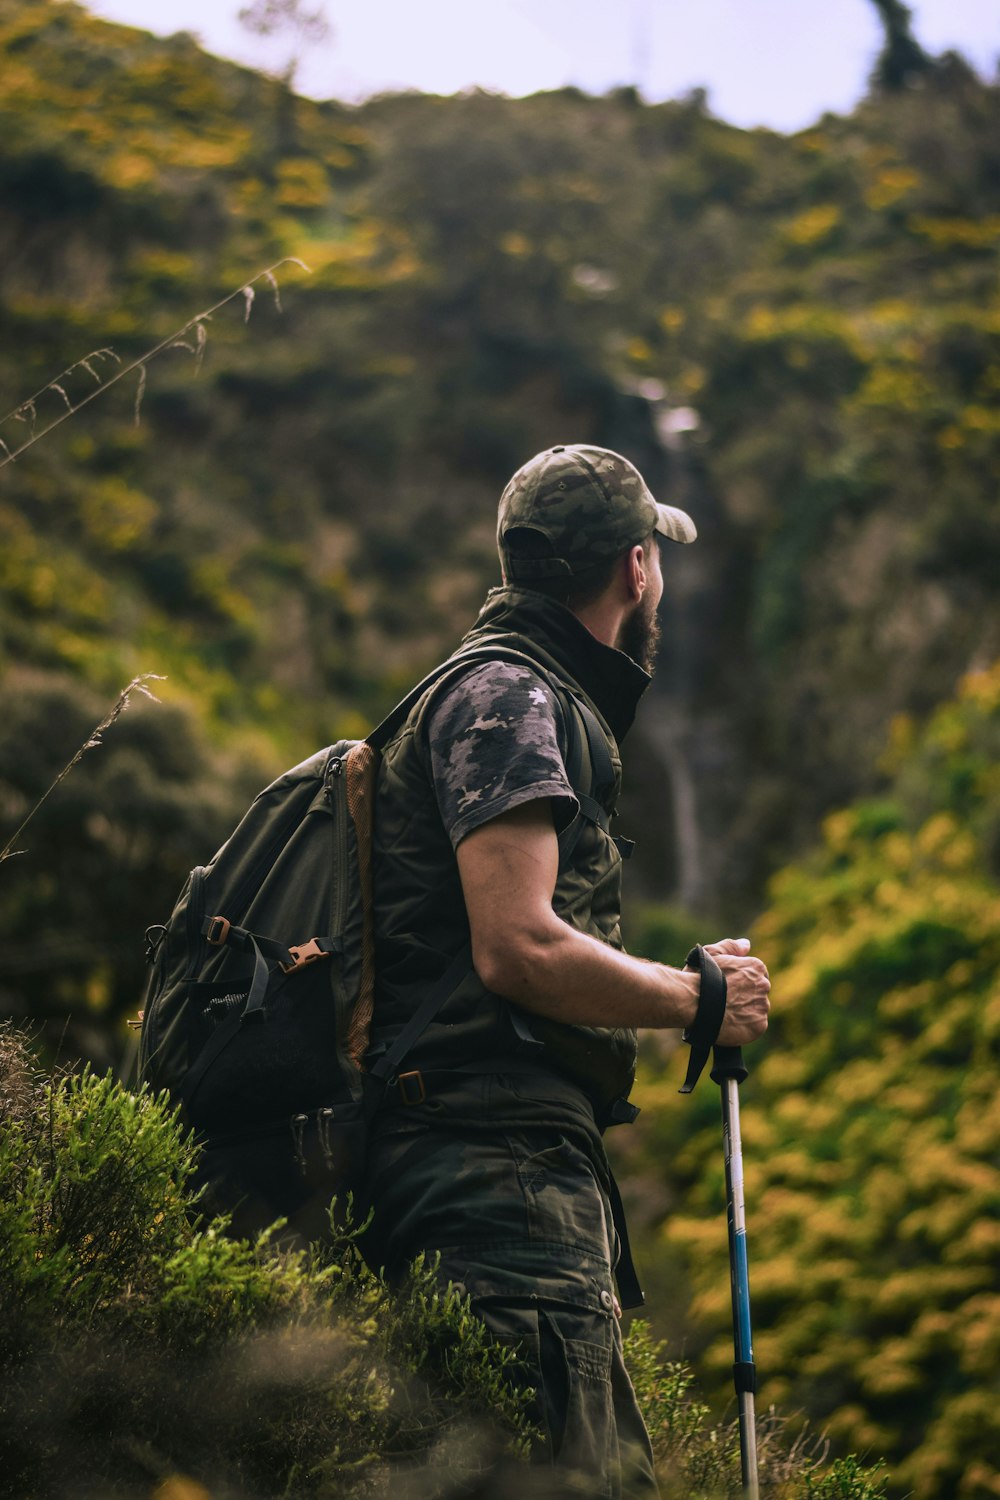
[
  {"x1": 624, "y1": 663, "x2": 1000, "y2": 1497},
  {"x1": 3, "y1": 0, "x2": 999, "y2": 1049},
  {"x1": 1, "y1": 4, "x2": 998, "y2": 1492}
]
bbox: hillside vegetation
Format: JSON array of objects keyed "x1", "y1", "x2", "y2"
[
  {"x1": 1, "y1": 3, "x2": 998, "y2": 1495},
  {"x1": 624, "y1": 663, "x2": 1000, "y2": 1497},
  {"x1": 0, "y1": 1025, "x2": 890, "y2": 1499},
  {"x1": 2, "y1": 9, "x2": 998, "y2": 1039}
]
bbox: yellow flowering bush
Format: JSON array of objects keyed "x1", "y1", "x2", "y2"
[{"x1": 629, "y1": 668, "x2": 1000, "y2": 1498}]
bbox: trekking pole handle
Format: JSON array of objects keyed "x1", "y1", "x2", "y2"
[
  {"x1": 711, "y1": 1046, "x2": 749, "y2": 1085},
  {"x1": 679, "y1": 945, "x2": 753, "y2": 1090},
  {"x1": 679, "y1": 945, "x2": 738, "y2": 1093}
]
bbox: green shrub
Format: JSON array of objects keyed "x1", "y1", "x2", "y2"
[
  {"x1": 626, "y1": 1321, "x2": 888, "y2": 1500},
  {"x1": 0, "y1": 1028, "x2": 884, "y2": 1497},
  {"x1": 0, "y1": 1025, "x2": 534, "y2": 1496}
]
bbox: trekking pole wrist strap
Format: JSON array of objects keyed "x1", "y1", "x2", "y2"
[{"x1": 679, "y1": 944, "x2": 727, "y2": 1095}]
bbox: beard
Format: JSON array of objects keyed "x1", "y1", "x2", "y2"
[{"x1": 617, "y1": 590, "x2": 661, "y2": 676}]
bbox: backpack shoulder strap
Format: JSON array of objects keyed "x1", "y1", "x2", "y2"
[
  {"x1": 365, "y1": 651, "x2": 507, "y2": 752},
  {"x1": 368, "y1": 941, "x2": 473, "y2": 1084},
  {"x1": 558, "y1": 689, "x2": 615, "y2": 834}
]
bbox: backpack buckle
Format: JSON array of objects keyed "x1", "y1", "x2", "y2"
[
  {"x1": 205, "y1": 916, "x2": 231, "y2": 947},
  {"x1": 397, "y1": 1070, "x2": 426, "y2": 1106},
  {"x1": 280, "y1": 937, "x2": 330, "y2": 975}
]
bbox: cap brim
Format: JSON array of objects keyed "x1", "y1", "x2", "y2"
[{"x1": 653, "y1": 501, "x2": 697, "y2": 544}]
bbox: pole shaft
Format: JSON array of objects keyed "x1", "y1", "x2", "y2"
[{"x1": 722, "y1": 1078, "x2": 759, "y2": 1500}]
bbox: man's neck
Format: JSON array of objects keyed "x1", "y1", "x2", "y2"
[
  {"x1": 462, "y1": 587, "x2": 650, "y2": 743},
  {"x1": 571, "y1": 597, "x2": 626, "y2": 653}
]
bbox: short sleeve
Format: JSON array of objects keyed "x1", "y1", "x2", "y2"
[{"x1": 425, "y1": 663, "x2": 579, "y2": 848}]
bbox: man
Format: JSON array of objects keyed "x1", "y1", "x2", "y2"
[{"x1": 363, "y1": 445, "x2": 770, "y2": 1496}]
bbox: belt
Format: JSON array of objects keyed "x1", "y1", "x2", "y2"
[{"x1": 378, "y1": 1061, "x2": 645, "y2": 1310}]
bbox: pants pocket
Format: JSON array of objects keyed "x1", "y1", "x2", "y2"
[
  {"x1": 472, "y1": 1294, "x2": 618, "y2": 1495},
  {"x1": 507, "y1": 1132, "x2": 615, "y2": 1262},
  {"x1": 540, "y1": 1309, "x2": 616, "y2": 1494}
]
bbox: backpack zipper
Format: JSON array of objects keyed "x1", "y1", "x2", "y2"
[
  {"x1": 143, "y1": 864, "x2": 206, "y2": 1076},
  {"x1": 215, "y1": 764, "x2": 335, "y2": 931},
  {"x1": 184, "y1": 867, "x2": 207, "y2": 976},
  {"x1": 326, "y1": 754, "x2": 348, "y2": 941}
]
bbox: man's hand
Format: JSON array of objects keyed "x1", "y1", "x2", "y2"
[{"x1": 699, "y1": 937, "x2": 770, "y2": 1047}]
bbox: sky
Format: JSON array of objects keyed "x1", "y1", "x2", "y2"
[{"x1": 82, "y1": 0, "x2": 999, "y2": 133}]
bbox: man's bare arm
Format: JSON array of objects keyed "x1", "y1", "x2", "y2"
[{"x1": 456, "y1": 801, "x2": 770, "y2": 1046}]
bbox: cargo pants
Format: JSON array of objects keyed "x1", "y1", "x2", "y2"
[{"x1": 363, "y1": 1070, "x2": 658, "y2": 1499}]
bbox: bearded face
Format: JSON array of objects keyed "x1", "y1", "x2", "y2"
[{"x1": 617, "y1": 582, "x2": 662, "y2": 676}]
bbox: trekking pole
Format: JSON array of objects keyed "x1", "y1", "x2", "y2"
[
  {"x1": 711, "y1": 1043, "x2": 759, "y2": 1500},
  {"x1": 680, "y1": 947, "x2": 759, "y2": 1500}
]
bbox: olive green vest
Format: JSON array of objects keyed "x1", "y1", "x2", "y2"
[{"x1": 370, "y1": 587, "x2": 650, "y2": 1112}]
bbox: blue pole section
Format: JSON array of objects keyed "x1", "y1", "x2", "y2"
[{"x1": 731, "y1": 1228, "x2": 753, "y2": 1366}]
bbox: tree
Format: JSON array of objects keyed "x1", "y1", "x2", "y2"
[
  {"x1": 237, "y1": 0, "x2": 331, "y2": 154},
  {"x1": 237, "y1": 0, "x2": 331, "y2": 90},
  {"x1": 869, "y1": 0, "x2": 932, "y2": 91}
]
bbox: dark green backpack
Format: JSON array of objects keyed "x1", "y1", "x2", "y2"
[
  {"x1": 137, "y1": 651, "x2": 614, "y2": 1244},
  {"x1": 138, "y1": 734, "x2": 375, "y2": 1243}
]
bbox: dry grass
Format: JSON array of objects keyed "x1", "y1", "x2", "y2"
[
  {"x1": 0, "y1": 257, "x2": 311, "y2": 468},
  {"x1": 0, "y1": 674, "x2": 165, "y2": 864}
]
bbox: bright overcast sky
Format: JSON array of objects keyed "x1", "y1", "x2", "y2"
[{"x1": 82, "y1": 0, "x2": 999, "y2": 132}]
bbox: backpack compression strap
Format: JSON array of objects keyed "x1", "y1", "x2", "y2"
[
  {"x1": 180, "y1": 924, "x2": 343, "y2": 1113},
  {"x1": 201, "y1": 916, "x2": 342, "y2": 1019}
]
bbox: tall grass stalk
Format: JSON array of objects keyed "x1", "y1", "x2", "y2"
[
  {"x1": 0, "y1": 258, "x2": 311, "y2": 469},
  {"x1": 0, "y1": 674, "x2": 165, "y2": 864}
]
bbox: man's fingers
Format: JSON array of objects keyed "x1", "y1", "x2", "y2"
[
  {"x1": 703, "y1": 936, "x2": 752, "y2": 958},
  {"x1": 714, "y1": 947, "x2": 771, "y2": 1046},
  {"x1": 718, "y1": 955, "x2": 770, "y2": 981},
  {"x1": 683, "y1": 938, "x2": 770, "y2": 1045},
  {"x1": 717, "y1": 1012, "x2": 769, "y2": 1046}
]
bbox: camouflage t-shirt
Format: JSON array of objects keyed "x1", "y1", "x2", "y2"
[{"x1": 426, "y1": 663, "x2": 579, "y2": 848}]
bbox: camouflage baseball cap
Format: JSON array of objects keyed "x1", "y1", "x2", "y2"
[{"x1": 498, "y1": 444, "x2": 696, "y2": 584}]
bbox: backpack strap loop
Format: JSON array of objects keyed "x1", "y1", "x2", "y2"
[
  {"x1": 242, "y1": 935, "x2": 272, "y2": 1022},
  {"x1": 205, "y1": 915, "x2": 231, "y2": 947},
  {"x1": 369, "y1": 942, "x2": 475, "y2": 1085},
  {"x1": 200, "y1": 915, "x2": 295, "y2": 969}
]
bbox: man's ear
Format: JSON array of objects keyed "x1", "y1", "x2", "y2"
[{"x1": 624, "y1": 544, "x2": 646, "y2": 603}]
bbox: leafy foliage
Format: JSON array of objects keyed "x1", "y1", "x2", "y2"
[
  {"x1": 0, "y1": 5, "x2": 997, "y2": 1492},
  {"x1": 0, "y1": 671, "x2": 269, "y2": 1064},
  {"x1": 2, "y1": 1, "x2": 998, "y2": 938},
  {"x1": 626, "y1": 1320, "x2": 888, "y2": 1500},
  {"x1": 0, "y1": 1026, "x2": 886, "y2": 1498},
  {"x1": 0, "y1": 1024, "x2": 539, "y2": 1495},
  {"x1": 625, "y1": 665, "x2": 1000, "y2": 1497}
]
